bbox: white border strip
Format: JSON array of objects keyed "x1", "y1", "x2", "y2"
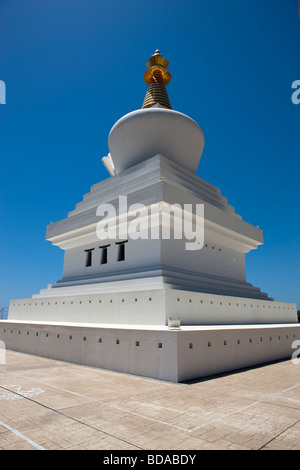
[{"x1": 0, "y1": 420, "x2": 45, "y2": 450}]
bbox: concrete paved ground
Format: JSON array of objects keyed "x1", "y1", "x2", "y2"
[{"x1": 0, "y1": 349, "x2": 299, "y2": 450}]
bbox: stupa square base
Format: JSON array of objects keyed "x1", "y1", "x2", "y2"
[
  {"x1": 1, "y1": 320, "x2": 299, "y2": 382},
  {"x1": 8, "y1": 287, "x2": 298, "y2": 326}
]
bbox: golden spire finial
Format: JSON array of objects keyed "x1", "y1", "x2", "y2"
[{"x1": 142, "y1": 50, "x2": 172, "y2": 109}]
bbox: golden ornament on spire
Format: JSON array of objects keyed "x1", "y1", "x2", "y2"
[{"x1": 142, "y1": 50, "x2": 172, "y2": 109}]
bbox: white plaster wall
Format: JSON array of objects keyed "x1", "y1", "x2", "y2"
[
  {"x1": 176, "y1": 325, "x2": 300, "y2": 381},
  {"x1": 62, "y1": 237, "x2": 161, "y2": 281},
  {"x1": 1, "y1": 321, "x2": 299, "y2": 382},
  {"x1": 59, "y1": 209, "x2": 248, "y2": 293},
  {"x1": 165, "y1": 290, "x2": 298, "y2": 325},
  {"x1": 0, "y1": 322, "x2": 179, "y2": 382},
  {"x1": 8, "y1": 289, "x2": 297, "y2": 326},
  {"x1": 161, "y1": 237, "x2": 246, "y2": 282},
  {"x1": 8, "y1": 289, "x2": 166, "y2": 325}
]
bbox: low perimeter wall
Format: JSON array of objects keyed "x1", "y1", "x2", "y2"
[{"x1": 1, "y1": 321, "x2": 300, "y2": 382}]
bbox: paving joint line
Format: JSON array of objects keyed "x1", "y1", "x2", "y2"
[
  {"x1": 182, "y1": 383, "x2": 300, "y2": 432},
  {"x1": 257, "y1": 416, "x2": 300, "y2": 450},
  {"x1": 2, "y1": 369, "x2": 300, "y2": 436},
  {"x1": 0, "y1": 419, "x2": 46, "y2": 450},
  {"x1": 7, "y1": 371, "x2": 189, "y2": 432},
  {"x1": 0, "y1": 384, "x2": 144, "y2": 451}
]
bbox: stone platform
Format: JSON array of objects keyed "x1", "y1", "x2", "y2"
[
  {"x1": 8, "y1": 288, "x2": 297, "y2": 326},
  {"x1": 1, "y1": 318, "x2": 299, "y2": 382},
  {"x1": 1, "y1": 349, "x2": 300, "y2": 450}
]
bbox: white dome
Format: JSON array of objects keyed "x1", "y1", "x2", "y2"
[{"x1": 107, "y1": 106, "x2": 205, "y2": 175}]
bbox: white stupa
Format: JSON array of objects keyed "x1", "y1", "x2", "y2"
[{"x1": 2, "y1": 50, "x2": 299, "y2": 382}]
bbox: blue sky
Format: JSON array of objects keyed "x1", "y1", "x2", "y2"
[{"x1": 0, "y1": 0, "x2": 299, "y2": 314}]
